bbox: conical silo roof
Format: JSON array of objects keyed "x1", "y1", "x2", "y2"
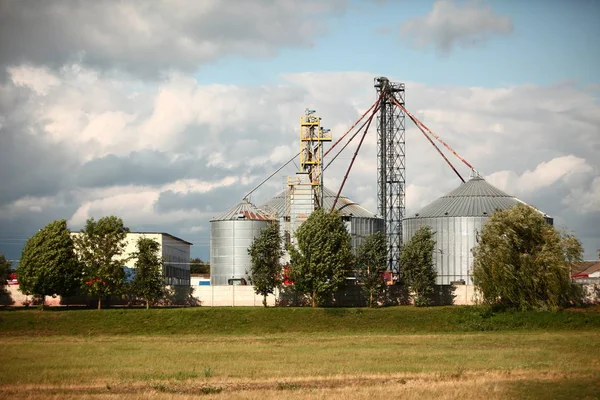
[
  {"x1": 211, "y1": 199, "x2": 274, "y2": 221},
  {"x1": 409, "y1": 176, "x2": 549, "y2": 218},
  {"x1": 259, "y1": 186, "x2": 379, "y2": 219}
]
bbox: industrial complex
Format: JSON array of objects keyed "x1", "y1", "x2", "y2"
[
  {"x1": 3, "y1": 77, "x2": 594, "y2": 307},
  {"x1": 205, "y1": 76, "x2": 558, "y2": 304}
]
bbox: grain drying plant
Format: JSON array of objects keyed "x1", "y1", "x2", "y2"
[
  {"x1": 403, "y1": 175, "x2": 553, "y2": 285},
  {"x1": 260, "y1": 187, "x2": 384, "y2": 252},
  {"x1": 210, "y1": 76, "x2": 553, "y2": 291},
  {"x1": 210, "y1": 108, "x2": 384, "y2": 285}
]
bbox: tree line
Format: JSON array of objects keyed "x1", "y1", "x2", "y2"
[
  {"x1": 11, "y1": 216, "x2": 167, "y2": 310},
  {"x1": 248, "y1": 204, "x2": 585, "y2": 310},
  {"x1": 248, "y1": 208, "x2": 438, "y2": 308}
]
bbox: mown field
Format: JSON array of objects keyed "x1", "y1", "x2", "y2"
[{"x1": 1, "y1": 306, "x2": 599, "y2": 399}]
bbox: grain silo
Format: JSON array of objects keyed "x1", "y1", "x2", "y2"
[
  {"x1": 402, "y1": 176, "x2": 553, "y2": 285},
  {"x1": 260, "y1": 186, "x2": 384, "y2": 252},
  {"x1": 210, "y1": 200, "x2": 276, "y2": 285}
]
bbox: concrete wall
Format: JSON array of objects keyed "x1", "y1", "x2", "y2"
[
  {"x1": 5, "y1": 283, "x2": 598, "y2": 308},
  {"x1": 451, "y1": 285, "x2": 480, "y2": 305},
  {"x1": 1, "y1": 285, "x2": 62, "y2": 306},
  {"x1": 192, "y1": 285, "x2": 278, "y2": 307}
]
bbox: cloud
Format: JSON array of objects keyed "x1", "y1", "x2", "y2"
[
  {"x1": 486, "y1": 155, "x2": 594, "y2": 196},
  {"x1": 0, "y1": 68, "x2": 599, "y2": 260},
  {"x1": 0, "y1": 0, "x2": 346, "y2": 78},
  {"x1": 400, "y1": 0, "x2": 513, "y2": 53},
  {"x1": 564, "y1": 176, "x2": 600, "y2": 214}
]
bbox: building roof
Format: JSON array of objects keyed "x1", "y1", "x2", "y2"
[
  {"x1": 572, "y1": 261, "x2": 600, "y2": 277},
  {"x1": 128, "y1": 232, "x2": 194, "y2": 246},
  {"x1": 211, "y1": 199, "x2": 275, "y2": 222},
  {"x1": 406, "y1": 176, "x2": 550, "y2": 219},
  {"x1": 71, "y1": 231, "x2": 194, "y2": 246},
  {"x1": 259, "y1": 187, "x2": 379, "y2": 219}
]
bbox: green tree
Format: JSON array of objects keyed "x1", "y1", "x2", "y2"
[
  {"x1": 288, "y1": 209, "x2": 354, "y2": 307},
  {"x1": 248, "y1": 223, "x2": 284, "y2": 307},
  {"x1": 17, "y1": 220, "x2": 81, "y2": 310},
  {"x1": 73, "y1": 216, "x2": 130, "y2": 309},
  {"x1": 190, "y1": 258, "x2": 210, "y2": 274},
  {"x1": 560, "y1": 230, "x2": 584, "y2": 278},
  {"x1": 472, "y1": 203, "x2": 583, "y2": 311},
  {"x1": 131, "y1": 237, "x2": 165, "y2": 310},
  {"x1": 400, "y1": 226, "x2": 437, "y2": 307},
  {"x1": 356, "y1": 232, "x2": 387, "y2": 307},
  {"x1": 1, "y1": 253, "x2": 12, "y2": 292}
]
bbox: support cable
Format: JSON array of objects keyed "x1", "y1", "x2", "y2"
[
  {"x1": 404, "y1": 109, "x2": 465, "y2": 183},
  {"x1": 388, "y1": 96, "x2": 478, "y2": 175},
  {"x1": 323, "y1": 94, "x2": 383, "y2": 159},
  {"x1": 243, "y1": 151, "x2": 301, "y2": 201},
  {"x1": 331, "y1": 105, "x2": 378, "y2": 212},
  {"x1": 323, "y1": 102, "x2": 380, "y2": 173}
]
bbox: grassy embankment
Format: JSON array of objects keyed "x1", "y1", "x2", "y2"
[{"x1": 1, "y1": 306, "x2": 599, "y2": 399}]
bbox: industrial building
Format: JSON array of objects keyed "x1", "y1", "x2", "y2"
[
  {"x1": 72, "y1": 231, "x2": 192, "y2": 286},
  {"x1": 209, "y1": 108, "x2": 384, "y2": 285},
  {"x1": 402, "y1": 175, "x2": 553, "y2": 285},
  {"x1": 260, "y1": 186, "x2": 383, "y2": 252}
]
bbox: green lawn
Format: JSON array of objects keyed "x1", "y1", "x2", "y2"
[
  {"x1": 1, "y1": 305, "x2": 599, "y2": 336},
  {"x1": 1, "y1": 306, "x2": 599, "y2": 399}
]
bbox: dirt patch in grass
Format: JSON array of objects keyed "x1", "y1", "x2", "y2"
[{"x1": 0, "y1": 370, "x2": 595, "y2": 400}]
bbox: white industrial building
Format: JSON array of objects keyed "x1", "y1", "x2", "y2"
[{"x1": 72, "y1": 231, "x2": 192, "y2": 286}]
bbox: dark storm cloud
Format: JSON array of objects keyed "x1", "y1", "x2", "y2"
[
  {"x1": 0, "y1": 115, "x2": 75, "y2": 205},
  {"x1": 154, "y1": 182, "x2": 257, "y2": 215},
  {"x1": 0, "y1": 0, "x2": 345, "y2": 78},
  {"x1": 75, "y1": 150, "x2": 231, "y2": 189}
]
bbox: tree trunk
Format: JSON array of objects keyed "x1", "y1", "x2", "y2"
[
  {"x1": 40, "y1": 295, "x2": 45, "y2": 311},
  {"x1": 369, "y1": 292, "x2": 373, "y2": 308},
  {"x1": 263, "y1": 295, "x2": 267, "y2": 308},
  {"x1": 312, "y1": 291, "x2": 317, "y2": 308},
  {"x1": 146, "y1": 299, "x2": 150, "y2": 310},
  {"x1": 97, "y1": 296, "x2": 102, "y2": 310}
]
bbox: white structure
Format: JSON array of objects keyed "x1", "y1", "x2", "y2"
[
  {"x1": 210, "y1": 201, "x2": 275, "y2": 285},
  {"x1": 403, "y1": 176, "x2": 552, "y2": 285},
  {"x1": 72, "y1": 231, "x2": 192, "y2": 286}
]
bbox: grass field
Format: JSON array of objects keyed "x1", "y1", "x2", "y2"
[{"x1": 2, "y1": 306, "x2": 599, "y2": 399}]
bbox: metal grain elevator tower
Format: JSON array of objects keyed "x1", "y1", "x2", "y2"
[
  {"x1": 285, "y1": 109, "x2": 332, "y2": 247},
  {"x1": 374, "y1": 77, "x2": 406, "y2": 273}
]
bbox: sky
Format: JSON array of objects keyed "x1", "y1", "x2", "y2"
[{"x1": 0, "y1": 0, "x2": 599, "y2": 263}]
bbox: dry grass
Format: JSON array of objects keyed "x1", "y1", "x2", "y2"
[
  {"x1": 1, "y1": 370, "x2": 598, "y2": 400},
  {"x1": 2, "y1": 332, "x2": 599, "y2": 399}
]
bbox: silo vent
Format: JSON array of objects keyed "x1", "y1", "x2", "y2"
[{"x1": 237, "y1": 212, "x2": 246, "y2": 219}]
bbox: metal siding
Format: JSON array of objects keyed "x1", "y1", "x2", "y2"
[
  {"x1": 260, "y1": 187, "x2": 379, "y2": 219},
  {"x1": 349, "y1": 217, "x2": 385, "y2": 253},
  {"x1": 403, "y1": 216, "x2": 486, "y2": 285},
  {"x1": 408, "y1": 177, "x2": 551, "y2": 220},
  {"x1": 210, "y1": 219, "x2": 272, "y2": 285}
]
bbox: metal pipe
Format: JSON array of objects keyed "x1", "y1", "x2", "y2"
[
  {"x1": 323, "y1": 102, "x2": 381, "y2": 172},
  {"x1": 388, "y1": 96, "x2": 477, "y2": 174},
  {"x1": 243, "y1": 151, "x2": 301, "y2": 201},
  {"x1": 323, "y1": 96, "x2": 381, "y2": 159},
  {"x1": 331, "y1": 105, "x2": 378, "y2": 212},
  {"x1": 405, "y1": 111, "x2": 465, "y2": 183}
]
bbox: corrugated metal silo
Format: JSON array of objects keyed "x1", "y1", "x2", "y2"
[
  {"x1": 210, "y1": 200, "x2": 275, "y2": 285},
  {"x1": 402, "y1": 176, "x2": 553, "y2": 285},
  {"x1": 260, "y1": 187, "x2": 384, "y2": 252}
]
